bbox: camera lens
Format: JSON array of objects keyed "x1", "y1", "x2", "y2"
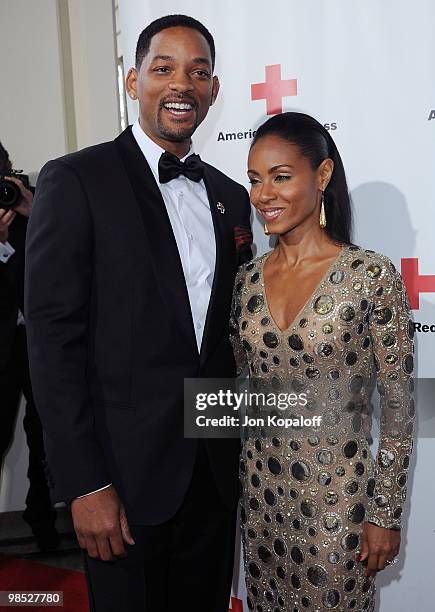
[{"x1": 0, "y1": 179, "x2": 21, "y2": 209}]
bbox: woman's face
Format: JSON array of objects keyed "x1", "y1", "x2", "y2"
[{"x1": 247, "y1": 134, "x2": 332, "y2": 236}]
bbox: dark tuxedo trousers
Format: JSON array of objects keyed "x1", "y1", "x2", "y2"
[
  {"x1": 83, "y1": 440, "x2": 238, "y2": 612},
  {"x1": 25, "y1": 126, "x2": 252, "y2": 610},
  {"x1": 0, "y1": 214, "x2": 54, "y2": 527}
]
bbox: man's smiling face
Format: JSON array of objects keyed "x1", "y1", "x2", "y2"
[{"x1": 127, "y1": 26, "x2": 219, "y2": 152}]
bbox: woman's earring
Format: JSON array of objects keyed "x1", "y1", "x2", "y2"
[
  {"x1": 319, "y1": 191, "x2": 327, "y2": 229},
  {"x1": 264, "y1": 223, "x2": 270, "y2": 235}
]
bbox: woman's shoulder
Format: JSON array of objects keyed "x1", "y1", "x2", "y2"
[
  {"x1": 235, "y1": 250, "x2": 270, "y2": 280},
  {"x1": 344, "y1": 244, "x2": 398, "y2": 276},
  {"x1": 343, "y1": 244, "x2": 408, "y2": 309}
]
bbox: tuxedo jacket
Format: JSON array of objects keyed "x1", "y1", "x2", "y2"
[
  {"x1": 0, "y1": 213, "x2": 27, "y2": 371},
  {"x1": 25, "y1": 126, "x2": 252, "y2": 524}
]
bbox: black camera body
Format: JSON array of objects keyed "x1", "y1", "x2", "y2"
[{"x1": 0, "y1": 170, "x2": 30, "y2": 210}]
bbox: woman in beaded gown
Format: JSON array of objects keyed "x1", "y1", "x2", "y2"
[{"x1": 230, "y1": 113, "x2": 414, "y2": 612}]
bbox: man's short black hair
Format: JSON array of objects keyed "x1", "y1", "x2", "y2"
[
  {"x1": 0, "y1": 141, "x2": 12, "y2": 174},
  {"x1": 135, "y1": 14, "x2": 215, "y2": 71}
]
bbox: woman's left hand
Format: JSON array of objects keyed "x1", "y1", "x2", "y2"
[{"x1": 357, "y1": 522, "x2": 400, "y2": 577}]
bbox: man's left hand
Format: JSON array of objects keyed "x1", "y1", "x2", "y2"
[{"x1": 4, "y1": 176, "x2": 33, "y2": 217}]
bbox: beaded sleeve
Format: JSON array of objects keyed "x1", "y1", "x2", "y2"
[{"x1": 367, "y1": 256, "x2": 415, "y2": 529}]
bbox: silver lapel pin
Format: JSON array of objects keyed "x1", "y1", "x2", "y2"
[{"x1": 217, "y1": 202, "x2": 225, "y2": 214}]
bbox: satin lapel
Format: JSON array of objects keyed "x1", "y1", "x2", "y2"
[
  {"x1": 114, "y1": 127, "x2": 198, "y2": 356},
  {"x1": 200, "y1": 166, "x2": 236, "y2": 366}
]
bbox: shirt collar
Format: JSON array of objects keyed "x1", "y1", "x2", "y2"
[{"x1": 131, "y1": 119, "x2": 195, "y2": 183}]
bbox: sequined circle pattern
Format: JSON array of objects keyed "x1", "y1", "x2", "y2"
[{"x1": 230, "y1": 245, "x2": 414, "y2": 612}]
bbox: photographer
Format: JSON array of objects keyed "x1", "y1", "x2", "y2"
[{"x1": 0, "y1": 141, "x2": 58, "y2": 551}]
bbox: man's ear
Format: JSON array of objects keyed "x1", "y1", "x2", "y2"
[
  {"x1": 210, "y1": 75, "x2": 220, "y2": 106},
  {"x1": 126, "y1": 67, "x2": 138, "y2": 100}
]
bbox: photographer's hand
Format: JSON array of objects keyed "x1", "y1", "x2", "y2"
[
  {"x1": 0, "y1": 208, "x2": 16, "y2": 243},
  {"x1": 4, "y1": 176, "x2": 33, "y2": 217}
]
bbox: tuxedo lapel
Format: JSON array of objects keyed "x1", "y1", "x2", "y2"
[
  {"x1": 200, "y1": 166, "x2": 236, "y2": 366},
  {"x1": 114, "y1": 127, "x2": 198, "y2": 356}
]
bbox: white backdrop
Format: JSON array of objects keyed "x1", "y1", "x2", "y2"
[{"x1": 119, "y1": 1, "x2": 435, "y2": 609}]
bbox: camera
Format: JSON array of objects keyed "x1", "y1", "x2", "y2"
[{"x1": 0, "y1": 170, "x2": 30, "y2": 209}]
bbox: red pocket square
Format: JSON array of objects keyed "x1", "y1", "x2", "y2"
[{"x1": 234, "y1": 225, "x2": 253, "y2": 250}]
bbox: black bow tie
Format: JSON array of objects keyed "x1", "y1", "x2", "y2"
[{"x1": 158, "y1": 151, "x2": 204, "y2": 184}]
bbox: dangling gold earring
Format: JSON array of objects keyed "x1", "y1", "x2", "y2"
[
  {"x1": 264, "y1": 223, "x2": 270, "y2": 235},
  {"x1": 319, "y1": 191, "x2": 327, "y2": 229}
]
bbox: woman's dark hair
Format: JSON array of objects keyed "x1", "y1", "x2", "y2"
[
  {"x1": 251, "y1": 112, "x2": 352, "y2": 245},
  {"x1": 0, "y1": 141, "x2": 12, "y2": 175}
]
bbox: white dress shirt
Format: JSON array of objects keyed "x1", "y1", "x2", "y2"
[
  {"x1": 132, "y1": 119, "x2": 216, "y2": 349},
  {"x1": 0, "y1": 240, "x2": 25, "y2": 325},
  {"x1": 77, "y1": 121, "x2": 216, "y2": 499}
]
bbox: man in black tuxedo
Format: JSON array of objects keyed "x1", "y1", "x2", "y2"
[
  {"x1": 0, "y1": 143, "x2": 58, "y2": 550},
  {"x1": 25, "y1": 14, "x2": 252, "y2": 612}
]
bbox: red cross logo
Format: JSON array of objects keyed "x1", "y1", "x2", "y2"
[
  {"x1": 229, "y1": 597, "x2": 243, "y2": 612},
  {"x1": 251, "y1": 64, "x2": 298, "y2": 115},
  {"x1": 401, "y1": 258, "x2": 435, "y2": 309}
]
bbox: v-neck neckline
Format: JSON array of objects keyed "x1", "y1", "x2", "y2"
[{"x1": 259, "y1": 245, "x2": 347, "y2": 335}]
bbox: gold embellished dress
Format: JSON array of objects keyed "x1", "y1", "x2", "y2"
[{"x1": 229, "y1": 245, "x2": 415, "y2": 612}]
